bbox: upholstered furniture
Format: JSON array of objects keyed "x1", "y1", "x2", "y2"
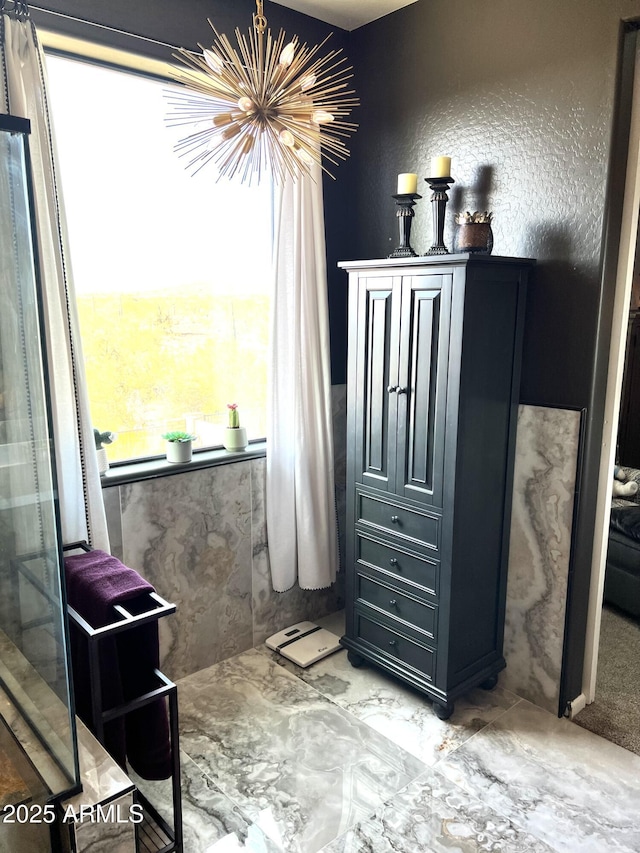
[{"x1": 606, "y1": 466, "x2": 640, "y2": 618}]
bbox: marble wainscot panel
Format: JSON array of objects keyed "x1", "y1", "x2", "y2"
[
  {"x1": 105, "y1": 447, "x2": 345, "y2": 679},
  {"x1": 102, "y1": 484, "x2": 123, "y2": 562},
  {"x1": 119, "y1": 463, "x2": 254, "y2": 681},
  {"x1": 438, "y1": 699, "x2": 640, "y2": 853},
  {"x1": 502, "y1": 404, "x2": 582, "y2": 713},
  {"x1": 251, "y1": 456, "x2": 344, "y2": 647}
]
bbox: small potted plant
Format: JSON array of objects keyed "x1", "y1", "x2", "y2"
[
  {"x1": 224, "y1": 403, "x2": 248, "y2": 452},
  {"x1": 162, "y1": 430, "x2": 197, "y2": 463},
  {"x1": 94, "y1": 428, "x2": 115, "y2": 475}
]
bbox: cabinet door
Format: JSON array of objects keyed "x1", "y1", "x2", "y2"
[
  {"x1": 354, "y1": 275, "x2": 401, "y2": 493},
  {"x1": 396, "y1": 273, "x2": 451, "y2": 507}
]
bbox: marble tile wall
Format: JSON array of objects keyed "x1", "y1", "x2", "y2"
[
  {"x1": 502, "y1": 404, "x2": 582, "y2": 714},
  {"x1": 102, "y1": 395, "x2": 581, "y2": 713},
  {"x1": 102, "y1": 385, "x2": 347, "y2": 682}
]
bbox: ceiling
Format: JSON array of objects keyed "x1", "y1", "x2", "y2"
[{"x1": 271, "y1": 0, "x2": 418, "y2": 31}]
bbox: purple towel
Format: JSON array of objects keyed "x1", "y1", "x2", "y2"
[
  {"x1": 65, "y1": 550, "x2": 172, "y2": 780},
  {"x1": 64, "y1": 550, "x2": 154, "y2": 625}
]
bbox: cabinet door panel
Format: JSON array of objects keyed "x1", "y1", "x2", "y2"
[
  {"x1": 355, "y1": 277, "x2": 400, "y2": 492},
  {"x1": 397, "y1": 274, "x2": 451, "y2": 506}
]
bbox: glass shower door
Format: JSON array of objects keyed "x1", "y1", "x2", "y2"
[{"x1": 0, "y1": 113, "x2": 80, "y2": 802}]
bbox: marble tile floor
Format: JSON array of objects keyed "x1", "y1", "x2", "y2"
[{"x1": 137, "y1": 612, "x2": 640, "y2": 853}]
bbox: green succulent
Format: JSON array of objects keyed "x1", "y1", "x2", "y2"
[
  {"x1": 94, "y1": 429, "x2": 115, "y2": 450},
  {"x1": 162, "y1": 430, "x2": 196, "y2": 443}
]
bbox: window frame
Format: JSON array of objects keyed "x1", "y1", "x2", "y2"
[{"x1": 42, "y1": 33, "x2": 271, "y2": 470}]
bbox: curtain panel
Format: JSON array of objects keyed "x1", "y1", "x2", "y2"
[
  {"x1": 266, "y1": 165, "x2": 339, "y2": 592},
  {"x1": 0, "y1": 9, "x2": 108, "y2": 551}
]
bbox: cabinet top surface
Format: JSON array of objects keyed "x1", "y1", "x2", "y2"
[{"x1": 338, "y1": 254, "x2": 536, "y2": 271}]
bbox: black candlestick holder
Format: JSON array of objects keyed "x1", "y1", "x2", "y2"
[
  {"x1": 424, "y1": 176, "x2": 455, "y2": 255},
  {"x1": 388, "y1": 193, "x2": 422, "y2": 258}
]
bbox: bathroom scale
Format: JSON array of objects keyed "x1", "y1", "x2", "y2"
[{"x1": 265, "y1": 621, "x2": 342, "y2": 667}]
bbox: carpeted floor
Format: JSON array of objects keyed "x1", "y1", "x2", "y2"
[{"x1": 574, "y1": 605, "x2": 640, "y2": 756}]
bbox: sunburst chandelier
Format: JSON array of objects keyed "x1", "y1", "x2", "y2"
[{"x1": 166, "y1": 0, "x2": 359, "y2": 184}]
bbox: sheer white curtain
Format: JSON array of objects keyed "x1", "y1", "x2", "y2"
[
  {"x1": 1, "y1": 9, "x2": 109, "y2": 551},
  {"x1": 266, "y1": 163, "x2": 339, "y2": 592}
]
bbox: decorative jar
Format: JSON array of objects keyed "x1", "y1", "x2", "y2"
[{"x1": 454, "y1": 211, "x2": 493, "y2": 254}]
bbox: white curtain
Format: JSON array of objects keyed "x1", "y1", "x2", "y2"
[
  {"x1": 1, "y1": 9, "x2": 109, "y2": 551},
  {"x1": 266, "y1": 162, "x2": 339, "y2": 592}
]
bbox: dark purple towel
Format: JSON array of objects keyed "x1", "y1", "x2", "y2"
[
  {"x1": 64, "y1": 550, "x2": 154, "y2": 626},
  {"x1": 64, "y1": 550, "x2": 172, "y2": 780}
]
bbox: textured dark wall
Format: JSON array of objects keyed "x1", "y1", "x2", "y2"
[
  {"x1": 348, "y1": 0, "x2": 640, "y2": 406},
  {"x1": 28, "y1": 0, "x2": 640, "y2": 700},
  {"x1": 29, "y1": 0, "x2": 640, "y2": 427},
  {"x1": 345, "y1": 0, "x2": 640, "y2": 707}
]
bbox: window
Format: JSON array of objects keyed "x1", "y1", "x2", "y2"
[{"x1": 45, "y1": 52, "x2": 272, "y2": 463}]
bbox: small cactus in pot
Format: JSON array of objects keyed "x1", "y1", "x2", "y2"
[
  {"x1": 93, "y1": 428, "x2": 116, "y2": 475},
  {"x1": 228, "y1": 403, "x2": 240, "y2": 429},
  {"x1": 224, "y1": 403, "x2": 247, "y2": 452}
]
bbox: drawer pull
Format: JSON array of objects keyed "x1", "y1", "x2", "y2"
[
  {"x1": 390, "y1": 515, "x2": 399, "y2": 523},
  {"x1": 389, "y1": 558, "x2": 398, "y2": 567},
  {"x1": 396, "y1": 386, "x2": 408, "y2": 395},
  {"x1": 389, "y1": 599, "x2": 397, "y2": 606},
  {"x1": 387, "y1": 385, "x2": 396, "y2": 394},
  {"x1": 388, "y1": 639, "x2": 397, "y2": 647}
]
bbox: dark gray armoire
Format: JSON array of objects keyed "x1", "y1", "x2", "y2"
[{"x1": 339, "y1": 254, "x2": 534, "y2": 719}]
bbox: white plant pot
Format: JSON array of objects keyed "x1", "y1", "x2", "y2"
[
  {"x1": 224, "y1": 427, "x2": 248, "y2": 452},
  {"x1": 166, "y1": 440, "x2": 193, "y2": 463},
  {"x1": 96, "y1": 447, "x2": 109, "y2": 476}
]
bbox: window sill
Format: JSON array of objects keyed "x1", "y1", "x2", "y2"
[{"x1": 99, "y1": 441, "x2": 266, "y2": 488}]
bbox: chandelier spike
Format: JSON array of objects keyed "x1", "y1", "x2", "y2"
[{"x1": 166, "y1": 0, "x2": 358, "y2": 183}]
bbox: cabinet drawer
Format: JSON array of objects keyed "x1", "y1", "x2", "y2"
[
  {"x1": 357, "y1": 574, "x2": 437, "y2": 640},
  {"x1": 357, "y1": 533, "x2": 438, "y2": 596},
  {"x1": 357, "y1": 491, "x2": 440, "y2": 552},
  {"x1": 357, "y1": 613, "x2": 435, "y2": 680}
]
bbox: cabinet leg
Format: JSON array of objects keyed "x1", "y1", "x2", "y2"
[
  {"x1": 347, "y1": 650, "x2": 365, "y2": 668},
  {"x1": 480, "y1": 674, "x2": 499, "y2": 691},
  {"x1": 433, "y1": 701, "x2": 454, "y2": 721}
]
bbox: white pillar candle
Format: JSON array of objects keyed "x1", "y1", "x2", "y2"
[
  {"x1": 430, "y1": 156, "x2": 451, "y2": 178},
  {"x1": 397, "y1": 173, "x2": 418, "y2": 194}
]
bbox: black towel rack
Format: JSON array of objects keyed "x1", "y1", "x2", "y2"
[{"x1": 62, "y1": 541, "x2": 183, "y2": 853}]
